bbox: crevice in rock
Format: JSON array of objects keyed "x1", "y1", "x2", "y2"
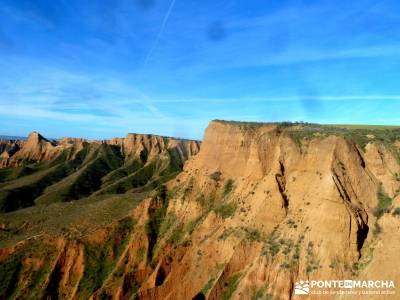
[
  {"x1": 140, "y1": 148, "x2": 149, "y2": 163},
  {"x1": 146, "y1": 186, "x2": 169, "y2": 264},
  {"x1": 155, "y1": 266, "x2": 166, "y2": 286},
  {"x1": 356, "y1": 224, "x2": 369, "y2": 253},
  {"x1": 332, "y1": 170, "x2": 352, "y2": 203},
  {"x1": 354, "y1": 145, "x2": 366, "y2": 169},
  {"x1": 275, "y1": 160, "x2": 289, "y2": 213},
  {"x1": 332, "y1": 169, "x2": 369, "y2": 257},
  {"x1": 122, "y1": 271, "x2": 139, "y2": 298},
  {"x1": 44, "y1": 247, "x2": 66, "y2": 300},
  {"x1": 192, "y1": 292, "x2": 206, "y2": 300}
]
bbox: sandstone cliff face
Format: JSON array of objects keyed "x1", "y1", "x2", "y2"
[
  {"x1": 131, "y1": 121, "x2": 399, "y2": 300},
  {"x1": 0, "y1": 121, "x2": 399, "y2": 300},
  {"x1": 1, "y1": 132, "x2": 61, "y2": 167},
  {"x1": 107, "y1": 133, "x2": 200, "y2": 164}
]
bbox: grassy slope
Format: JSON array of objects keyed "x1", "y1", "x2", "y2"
[
  {"x1": 35, "y1": 144, "x2": 123, "y2": 205},
  {"x1": 0, "y1": 193, "x2": 143, "y2": 247},
  {"x1": 0, "y1": 142, "x2": 185, "y2": 245}
]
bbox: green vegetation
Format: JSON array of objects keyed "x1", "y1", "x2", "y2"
[
  {"x1": 281, "y1": 238, "x2": 294, "y2": 255},
  {"x1": 218, "y1": 228, "x2": 237, "y2": 241},
  {"x1": 195, "y1": 194, "x2": 208, "y2": 208},
  {"x1": 326, "y1": 124, "x2": 400, "y2": 130},
  {"x1": 0, "y1": 135, "x2": 197, "y2": 298},
  {"x1": 167, "y1": 225, "x2": 185, "y2": 247},
  {"x1": 100, "y1": 160, "x2": 143, "y2": 187},
  {"x1": 145, "y1": 186, "x2": 170, "y2": 263},
  {"x1": 99, "y1": 161, "x2": 158, "y2": 195},
  {"x1": 223, "y1": 179, "x2": 235, "y2": 196},
  {"x1": 392, "y1": 207, "x2": 400, "y2": 216},
  {"x1": 284, "y1": 123, "x2": 400, "y2": 151},
  {"x1": 210, "y1": 171, "x2": 222, "y2": 182},
  {"x1": 222, "y1": 272, "x2": 242, "y2": 300},
  {"x1": 251, "y1": 283, "x2": 272, "y2": 300},
  {"x1": 286, "y1": 219, "x2": 297, "y2": 228},
  {"x1": 0, "y1": 144, "x2": 123, "y2": 210},
  {"x1": 0, "y1": 239, "x2": 58, "y2": 299},
  {"x1": 200, "y1": 277, "x2": 215, "y2": 296},
  {"x1": 262, "y1": 228, "x2": 281, "y2": 258},
  {"x1": 166, "y1": 148, "x2": 184, "y2": 174},
  {"x1": 77, "y1": 217, "x2": 136, "y2": 298},
  {"x1": 373, "y1": 222, "x2": 382, "y2": 235},
  {"x1": 214, "y1": 202, "x2": 236, "y2": 219},
  {"x1": 274, "y1": 236, "x2": 302, "y2": 271},
  {"x1": 0, "y1": 193, "x2": 142, "y2": 247},
  {"x1": 186, "y1": 215, "x2": 206, "y2": 234},
  {"x1": 0, "y1": 137, "x2": 188, "y2": 213},
  {"x1": 306, "y1": 241, "x2": 320, "y2": 274},
  {"x1": 214, "y1": 120, "x2": 400, "y2": 149},
  {"x1": 244, "y1": 227, "x2": 262, "y2": 242},
  {"x1": 356, "y1": 238, "x2": 378, "y2": 274},
  {"x1": 393, "y1": 173, "x2": 400, "y2": 182},
  {"x1": 158, "y1": 212, "x2": 178, "y2": 237},
  {"x1": 373, "y1": 184, "x2": 393, "y2": 218}
]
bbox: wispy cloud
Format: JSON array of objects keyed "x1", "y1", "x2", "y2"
[{"x1": 143, "y1": 0, "x2": 177, "y2": 67}]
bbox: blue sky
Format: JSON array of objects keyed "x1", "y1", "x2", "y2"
[{"x1": 1, "y1": 0, "x2": 400, "y2": 139}]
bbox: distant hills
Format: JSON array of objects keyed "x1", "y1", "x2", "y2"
[{"x1": 0, "y1": 135, "x2": 27, "y2": 140}]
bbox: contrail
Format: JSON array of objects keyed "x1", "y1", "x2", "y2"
[{"x1": 143, "y1": 0, "x2": 177, "y2": 67}]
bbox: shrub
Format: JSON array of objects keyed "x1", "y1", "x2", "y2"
[
  {"x1": 195, "y1": 194, "x2": 207, "y2": 208},
  {"x1": 200, "y1": 277, "x2": 215, "y2": 296},
  {"x1": 392, "y1": 207, "x2": 400, "y2": 216},
  {"x1": 186, "y1": 216, "x2": 204, "y2": 234},
  {"x1": 373, "y1": 223, "x2": 382, "y2": 235},
  {"x1": 373, "y1": 185, "x2": 393, "y2": 218},
  {"x1": 251, "y1": 283, "x2": 272, "y2": 300},
  {"x1": 244, "y1": 228, "x2": 261, "y2": 242},
  {"x1": 168, "y1": 226, "x2": 184, "y2": 247},
  {"x1": 214, "y1": 202, "x2": 236, "y2": 219},
  {"x1": 262, "y1": 229, "x2": 280, "y2": 258},
  {"x1": 210, "y1": 171, "x2": 222, "y2": 182},
  {"x1": 223, "y1": 179, "x2": 235, "y2": 195},
  {"x1": 394, "y1": 173, "x2": 400, "y2": 181},
  {"x1": 306, "y1": 241, "x2": 319, "y2": 274},
  {"x1": 218, "y1": 228, "x2": 236, "y2": 240},
  {"x1": 223, "y1": 273, "x2": 242, "y2": 300}
]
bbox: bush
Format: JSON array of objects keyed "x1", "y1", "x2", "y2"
[
  {"x1": 262, "y1": 229, "x2": 280, "y2": 257},
  {"x1": 306, "y1": 241, "x2": 319, "y2": 274},
  {"x1": 214, "y1": 202, "x2": 236, "y2": 219},
  {"x1": 168, "y1": 226, "x2": 184, "y2": 247},
  {"x1": 373, "y1": 185, "x2": 393, "y2": 218},
  {"x1": 223, "y1": 179, "x2": 234, "y2": 195},
  {"x1": 373, "y1": 223, "x2": 382, "y2": 235},
  {"x1": 223, "y1": 273, "x2": 242, "y2": 300},
  {"x1": 392, "y1": 207, "x2": 400, "y2": 216},
  {"x1": 200, "y1": 277, "x2": 215, "y2": 296},
  {"x1": 244, "y1": 228, "x2": 261, "y2": 242},
  {"x1": 210, "y1": 171, "x2": 222, "y2": 182}
]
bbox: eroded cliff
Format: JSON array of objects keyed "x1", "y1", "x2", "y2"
[{"x1": 0, "y1": 121, "x2": 399, "y2": 300}]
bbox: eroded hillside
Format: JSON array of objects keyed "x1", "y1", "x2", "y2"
[
  {"x1": 1, "y1": 121, "x2": 400, "y2": 300},
  {"x1": 0, "y1": 132, "x2": 199, "y2": 212}
]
